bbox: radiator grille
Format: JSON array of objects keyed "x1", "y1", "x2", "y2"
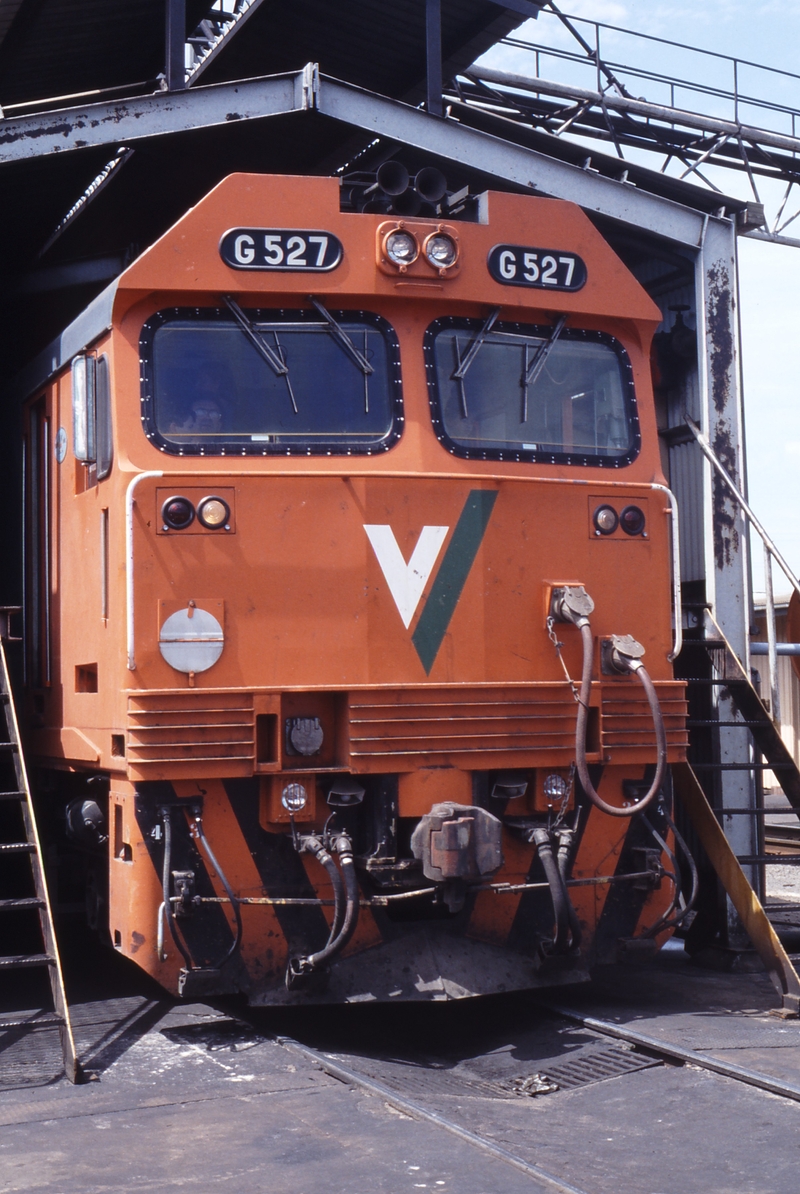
[{"x1": 126, "y1": 692, "x2": 254, "y2": 779}]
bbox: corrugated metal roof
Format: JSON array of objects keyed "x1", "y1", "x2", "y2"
[
  {"x1": 0, "y1": 0, "x2": 213, "y2": 107},
  {"x1": 0, "y1": 0, "x2": 529, "y2": 109}
]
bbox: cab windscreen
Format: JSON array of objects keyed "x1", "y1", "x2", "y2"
[
  {"x1": 140, "y1": 307, "x2": 402, "y2": 456},
  {"x1": 424, "y1": 317, "x2": 639, "y2": 467}
]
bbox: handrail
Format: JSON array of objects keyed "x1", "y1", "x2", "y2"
[
  {"x1": 684, "y1": 414, "x2": 800, "y2": 723},
  {"x1": 685, "y1": 415, "x2": 800, "y2": 602},
  {"x1": 126, "y1": 471, "x2": 163, "y2": 670}
]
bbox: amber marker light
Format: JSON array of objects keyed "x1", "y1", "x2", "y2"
[
  {"x1": 197, "y1": 496, "x2": 231, "y2": 530},
  {"x1": 161, "y1": 496, "x2": 195, "y2": 530},
  {"x1": 593, "y1": 504, "x2": 619, "y2": 535}
]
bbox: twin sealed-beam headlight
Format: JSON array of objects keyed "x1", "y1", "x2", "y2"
[
  {"x1": 385, "y1": 230, "x2": 418, "y2": 266},
  {"x1": 382, "y1": 226, "x2": 459, "y2": 273},
  {"x1": 161, "y1": 495, "x2": 231, "y2": 531},
  {"x1": 425, "y1": 233, "x2": 458, "y2": 269}
]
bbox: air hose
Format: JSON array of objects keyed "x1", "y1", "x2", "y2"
[
  {"x1": 287, "y1": 831, "x2": 360, "y2": 987},
  {"x1": 553, "y1": 587, "x2": 667, "y2": 817},
  {"x1": 532, "y1": 827, "x2": 571, "y2": 952},
  {"x1": 160, "y1": 807, "x2": 193, "y2": 969}
]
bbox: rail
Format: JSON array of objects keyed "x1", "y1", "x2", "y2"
[{"x1": 684, "y1": 415, "x2": 800, "y2": 724}]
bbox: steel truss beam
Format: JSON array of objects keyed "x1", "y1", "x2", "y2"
[{"x1": 0, "y1": 65, "x2": 721, "y2": 249}]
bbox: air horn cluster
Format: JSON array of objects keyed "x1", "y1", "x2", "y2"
[{"x1": 342, "y1": 162, "x2": 449, "y2": 217}]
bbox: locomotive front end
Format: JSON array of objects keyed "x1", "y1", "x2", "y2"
[{"x1": 25, "y1": 173, "x2": 689, "y2": 1002}]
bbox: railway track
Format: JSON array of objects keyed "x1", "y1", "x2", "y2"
[{"x1": 259, "y1": 994, "x2": 800, "y2": 1194}]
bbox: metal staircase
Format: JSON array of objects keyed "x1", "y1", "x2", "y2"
[{"x1": 0, "y1": 614, "x2": 80, "y2": 1083}]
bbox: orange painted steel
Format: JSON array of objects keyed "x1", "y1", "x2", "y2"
[{"x1": 22, "y1": 174, "x2": 687, "y2": 1002}]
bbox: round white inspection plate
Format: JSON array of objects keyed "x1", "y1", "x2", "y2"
[{"x1": 159, "y1": 608, "x2": 224, "y2": 673}]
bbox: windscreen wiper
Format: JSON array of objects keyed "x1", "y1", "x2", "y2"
[
  {"x1": 451, "y1": 307, "x2": 501, "y2": 418},
  {"x1": 522, "y1": 314, "x2": 568, "y2": 422},
  {"x1": 308, "y1": 296, "x2": 374, "y2": 376},
  {"x1": 223, "y1": 295, "x2": 298, "y2": 413}
]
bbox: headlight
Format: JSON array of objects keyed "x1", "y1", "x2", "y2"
[
  {"x1": 385, "y1": 229, "x2": 419, "y2": 266},
  {"x1": 161, "y1": 496, "x2": 195, "y2": 530},
  {"x1": 593, "y1": 504, "x2": 618, "y2": 535},
  {"x1": 620, "y1": 505, "x2": 646, "y2": 536},
  {"x1": 424, "y1": 233, "x2": 458, "y2": 270},
  {"x1": 197, "y1": 496, "x2": 230, "y2": 530},
  {"x1": 281, "y1": 783, "x2": 308, "y2": 813},
  {"x1": 543, "y1": 773, "x2": 570, "y2": 801}
]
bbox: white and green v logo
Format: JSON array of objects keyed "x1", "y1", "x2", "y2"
[{"x1": 365, "y1": 490, "x2": 498, "y2": 674}]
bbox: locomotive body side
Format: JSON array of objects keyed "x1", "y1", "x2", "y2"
[{"x1": 22, "y1": 175, "x2": 687, "y2": 1001}]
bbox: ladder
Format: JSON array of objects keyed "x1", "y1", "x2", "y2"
[{"x1": 0, "y1": 614, "x2": 80, "y2": 1083}]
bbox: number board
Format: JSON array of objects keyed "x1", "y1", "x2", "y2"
[
  {"x1": 488, "y1": 244, "x2": 587, "y2": 291},
  {"x1": 220, "y1": 228, "x2": 343, "y2": 272}
]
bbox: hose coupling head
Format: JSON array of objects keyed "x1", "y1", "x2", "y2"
[
  {"x1": 331, "y1": 832, "x2": 354, "y2": 862},
  {"x1": 602, "y1": 634, "x2": 646, "y2": 675},
  {"x1": 550, "y1": 585, "x2": 595, "y2": 629},
  {"x1": 299, "y1": 834, "x2": 330, "y2": 862}
]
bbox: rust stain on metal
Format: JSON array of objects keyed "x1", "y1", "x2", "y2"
[{"x1": 707, "y1": 260, "x2": 740, "y2": 571}]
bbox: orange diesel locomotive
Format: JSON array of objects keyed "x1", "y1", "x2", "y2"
[{"x1": 21, "y1": 172, "x2": 690, "y2": 1001}]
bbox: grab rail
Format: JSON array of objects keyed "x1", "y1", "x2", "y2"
[{"x1": 685, "y1": 415, "x2": 800, "y2": 723}]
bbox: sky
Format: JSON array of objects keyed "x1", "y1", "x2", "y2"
[{"x1": 478, "y1": 3, "x2": 800, "y2": 594}]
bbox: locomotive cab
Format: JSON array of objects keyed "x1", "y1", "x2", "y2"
[{"x1": 19, "y1": 173, "x2": 689, "y2": 1002}]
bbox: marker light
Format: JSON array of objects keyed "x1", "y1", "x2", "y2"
[
  {"x1": 385, "y1": 230, "x2": 419, "y2": 266},
  {"x1": 162, "y1": 496, "x2": 195, "y2": 530},
  {"x1": 281, "y1": 783, "x2": 308, "y2": 813},
  {"x1": 620, "y1": 505, "x2": 646, "y2": 536},
  {"x1": 593, "y1": 505, "x2": 618, "y2": 535},
  {"x1": 197, "y1": 496, "x2": 230, "y2": 530},
  {"x1": 425, "y1": 233, "x2": 458, "y2": 270}
]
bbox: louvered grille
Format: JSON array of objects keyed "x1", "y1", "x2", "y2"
[
  {"x1": 602, "y1": 683, "x2": 689, "y2": 756},
  {"x1": 350, "y1": 682, "x2": 687, "y2": 769},
  {"x1": 126, "y1": 693, "x2": 254, "y2": 779},
  {"x1": 349, "y1": 686, "x2": 578, "y2": 769}
]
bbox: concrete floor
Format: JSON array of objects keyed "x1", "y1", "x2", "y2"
[{"x1": 2, "y1": 928, "x2": 800, "y2": 1194}]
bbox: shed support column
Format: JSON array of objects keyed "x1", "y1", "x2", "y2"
[
  {"x1": 165, "y1": 0, "x2": 186, "y2": 92},
  {"x1": 696, "y1": 215, "x2": 759, "y2": 939},
  {"x1": 426, "y1": 0, "x2": 443, "y2": 117}
]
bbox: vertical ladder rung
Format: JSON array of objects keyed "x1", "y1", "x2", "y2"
[
  {"x1": 0, "y1": 842, "x2": 36, "y2": 854},
  {"x1": 0, "y1": 897, "x2": 46, "y2": 910},
  {"x1": 0, "y1": 791, "x2": 26, "y2": 801}
]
